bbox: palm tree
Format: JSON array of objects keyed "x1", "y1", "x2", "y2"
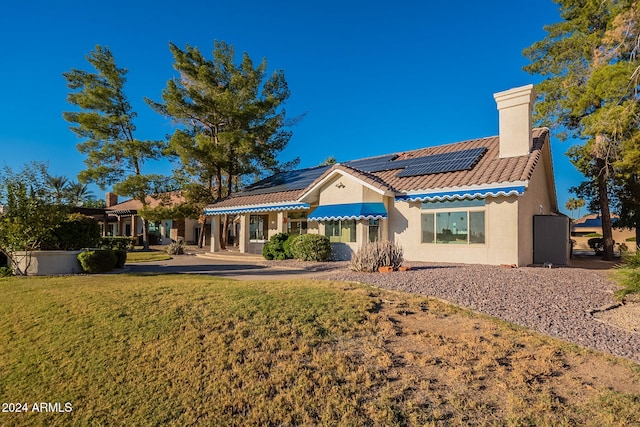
[
  {"x1": 566, "y1": 198, "x2": 587, "y2": 219},
  {"x1": 565, "y1": 198, "x2": 579, "y2": 219},
  {"x1": 575, "y1": 198, "x2": 585, "y2": 219},
  {"x1": 66, "y1": 181, "x2": 95, "y2": 207},
  {"x1": 46, "y1": 175, "x2": 69, "y2": 205}
]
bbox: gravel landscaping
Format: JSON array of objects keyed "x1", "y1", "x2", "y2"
[{"x1": 299, "y1": 261, "x2": 640, "y2": 364}]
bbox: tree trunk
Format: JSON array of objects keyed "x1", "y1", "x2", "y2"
[
  {"x1": 635, "y1": 218, "x2": 640, "y2": 251},
  {"x1": 220, "y1": 214, "x2": 230, "y2": 250},
  {"x1": 596, "y1": 158, "x2": 615, "y2": 260},
  {"x1": 142, "y1": 218, "x2": 150, "y2": 251}
]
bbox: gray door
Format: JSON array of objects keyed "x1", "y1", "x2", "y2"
[{"x1": 533, "y1": 215, "x2": 570, "y2": 265}]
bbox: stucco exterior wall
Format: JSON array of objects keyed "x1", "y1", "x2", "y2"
[
  {"x1": 391, "y1": 196, "x2": 521, "y2": 265},
  {"x1": 319, "y1": 174, "x2": 365, "y2": 205},
  {"x1": 516, "y1": 155, "x2": 554, "y2": 266}
]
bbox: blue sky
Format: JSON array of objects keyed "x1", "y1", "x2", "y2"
[{"x1": 0, "y1": 0, "x2": 582, "y2": 213}]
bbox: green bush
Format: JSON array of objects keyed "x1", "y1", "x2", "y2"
[
  {"x1": 626, "y1": 237, "x2": 637, "y2": 242},
  {"x1": 114, "y1": 250, "x2": 127, "y2": 268},
  {"x1": 165, "y1": 241, "x2": 185, "y2": 255},
  {"x1": 41, "y1": 213, "x2": 101, "y2": 250},
  {"x1": 101, "y1": 236, "x2": 135, "y2": 250},
  {"x1": 284, "y1": 234, "x2": 299, "y2": 259},
  {"x1": 262, "y1": 233, "x2": 291, "y2": 260},
  {"x1": 290, "y1": 234, "x2": 332, "y2": 262},
  {"x1": 588, "y1": 237, "x2": 605, "y2": 255},
  {"x1": 78, "y1": 250, "x2": 117, "y2": 273},
  {"x1": 0, "y1": 266, "x2": 13, "y2": 277},
  {"x1": 350, "y1": 240, "x2": 404, "y2": 272}
]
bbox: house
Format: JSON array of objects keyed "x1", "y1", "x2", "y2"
[
  {"x1": 105, "y1": 192, "x2": 206, "y2": 245},
  {"x1": 204, "y1": 84, "x2": 567, "y2": 266},
  {"x1": 571, "y1": 213, "x2": 636, "y2": 252}
]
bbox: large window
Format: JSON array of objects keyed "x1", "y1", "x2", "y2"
[
  {"x1": 249, "y1": 214, "x2": 268, "y2": 241},
  {"x1": 325, "y1": 220, "x2": 356, "y2": 243},
  {"x1": 421, "y1": 199, "x2": 485, "y2": 244},
  {"x1": 287, "y1": 211, "x2": 308, "y2": 236}
]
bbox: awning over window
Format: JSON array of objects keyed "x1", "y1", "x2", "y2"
[
  {"x1": 307, "y1": 202, "x2": 387, "y2": 221},
  {"x1": 204, "y1": 202, "x2": 309, "y2": 215},
  {"x1": 395, "y1": 185, "x2": 526, "y2": 202}
]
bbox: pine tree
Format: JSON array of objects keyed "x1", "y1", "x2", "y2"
[
  {"x1": 147, "y1": 41, "x2": 298, "y2": 247},
  {"x1": 524, "y1": 0, "x2": 640, "y2": 260},
  {"x1": 63, "y1": 45, "x2": 168, "y2": 250}
]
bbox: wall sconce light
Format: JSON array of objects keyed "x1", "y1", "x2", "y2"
[{"x1": 336, "y1": 182, "x2": 345, "y2": 189}]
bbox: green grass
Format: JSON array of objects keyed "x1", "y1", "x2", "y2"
[
  {"x1": 0, "y1": 275, "x2": 639, "y2": 426},
  {"x1": 125, "y1": 250, "x2": 172, "y2": 263},
  {"x1": 613, "y1": 251, "x2": 640, "y2": 299}
]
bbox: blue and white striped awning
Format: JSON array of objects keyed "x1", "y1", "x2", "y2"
[
  {"x1": 396, "y1": 185, "x2": 526, "y2": 202},
  {"x1": 204, "y1": 202, "x2": 309, "y2": 215},
  {"x1": 307, "y1": 202, "x2": 387, "y2": 221}
]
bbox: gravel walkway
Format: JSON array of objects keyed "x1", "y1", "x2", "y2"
[{"x1": 306, "y1": 262, "x2": 640, "y2": 364}]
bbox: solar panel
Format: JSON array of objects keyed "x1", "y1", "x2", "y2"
[
  {"x1": 396, "y1": 147, "x2": 487, "y2": 177},
  {"x1": 237, "y1": 146, "x2": 487, "y2": 197},
  {"x1": 344, "y1": 154, "x2": 399, "y2": 172},
  {"x1": 239, "y1": 166, "x2": 331, "y2": 195}
]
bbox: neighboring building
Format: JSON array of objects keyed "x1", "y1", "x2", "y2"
[
  {"x1": 105, "y1": 192, "x2": 205, "y2": 245},
  {"x1": 572, "y1": 213, "x2": 636, "y2": 252},
  {"x1": 204, "y1": 85, "x2": 567, "y2": 266}
]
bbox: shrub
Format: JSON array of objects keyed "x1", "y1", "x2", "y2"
[
  {"x1": 114, "y1": 250, "x2": 127, "y2": 268},
  {"x1": 101, "y1": 236, "x2": 135, "y2": 250},
  {"x1": 621, "y1": 251, "x2": 640, "y2": 269},
  {"x1": 0, "y1": 266, "x2": 12, "y2": 277},
  {"x1": 166, "y1": 241, "x2": 185, "y2": 255},
  {"x1": 350, "y1": 240, "x2": 404, "y2": 272},
  {"x1": 78, "y1": 250, "x2": 117, "y2": 273},
  {"x1": 290, "y1": 234, "x2": 331, "y2": 262},
  {"x1": 585, "y1": 233, "x2": 603, "y2": 238},
  {"x1": 284, "y1": 234, "x2": 299, "y2": 259},
  {"x1": 41, "y1": 213, "x2": 101, "y2": 250},
  {"x1": 626, "y1": 237, "x2": 637, "y2": 242},
  {"x1": 588, "y1": 237, "x2": 605, "y2": 255},
  {"x1": 262, "y1": 233, "x2": 291, "y2": 260}
]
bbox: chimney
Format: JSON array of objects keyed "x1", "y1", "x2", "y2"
[
  {"x1": 493, "y1": 84, "x2": 536, "y2": 158},
  {"x1": 106, "y1": 192, "x2": 118, "y2": 208}
]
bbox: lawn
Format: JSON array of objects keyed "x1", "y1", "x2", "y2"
[
  {"x1": 125, "y1": 250, "x2": 172, "y2": 263},
  {"x1": 1, "y1": 274, "x2": 639, "y2": 426}
]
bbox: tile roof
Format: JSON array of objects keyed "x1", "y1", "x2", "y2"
[{"x1": 205, "y1": 128, "x2": 549, "y2": 210}]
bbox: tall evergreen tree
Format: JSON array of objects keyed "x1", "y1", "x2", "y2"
[
  {"x1": 147, "y1": 41, "x2": 298, "y2": 247},
  {"x1": 63, "y1": 45, "x2": 168, "y2": 250},
  {"x1": 524, "y1": 0, "x2": 640, "y2": 260}
]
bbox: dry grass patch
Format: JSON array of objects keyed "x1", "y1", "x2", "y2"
[
  {"x1": 0, "y1": 275, "x2": 638, "y2": 426},
  {"x1": 125, "y1": 250, "x2": 172, "y2": 263}
]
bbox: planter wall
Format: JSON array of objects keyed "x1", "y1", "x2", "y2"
[{"x1": 11, "y1": 250, "x2": 84, "y2": 276}]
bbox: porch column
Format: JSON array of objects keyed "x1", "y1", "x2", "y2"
[
  {"x1": 277, "y1": 211, "x2": 287, "y2": 234},
  {"x1": 383, "y1": 198, "x2": 392, "y2": 242},
  {"x1": 239, "y1": 214, "x2": 249, "y2": 253},
  {"x1": 102, "y1": 213, "x2": 108, "y2": 237},
  {"x1": 210, "y1": 215, "x2": 221, "y2": 252}
]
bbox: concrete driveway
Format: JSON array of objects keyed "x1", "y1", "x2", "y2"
[{"x1": 124, "y1": 253, "x2": 334, "y2": 281}]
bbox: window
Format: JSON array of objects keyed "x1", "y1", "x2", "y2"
[
  {"x1": 368, "y1": 219, "x2": 380, "y2": 242},
  {"x1": 165, "y1": 221, "x2": 171, "y2": 239},
  {"x1": 249, "y1": 214, "x2": 268, "y2": 241},
  {"x1": 287, "y1": 211, "x2": 308, "y2": 236},
  {"x1": 421, "y1": 213, "x2": 435, "y2": 243},
  {"x1": 325, "y1": 220, "x2": 356, "y2": 242},
  {"x1": 421, "y1": 199, "x2": 485, "y2": 245}
]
